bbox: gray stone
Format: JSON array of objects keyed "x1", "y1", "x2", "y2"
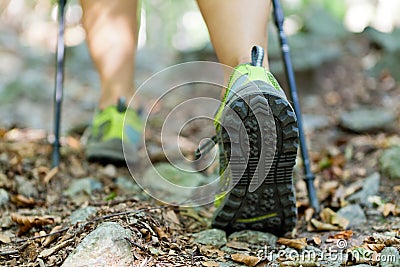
[
  {"x1": 69, "y1": 206, "x2": 98, "y2": 225},
  {"x1": 303, "y1": 114, "x2": 330, "y2": 132},
  {"x1": 379, "y1": 146, "x2": 400, "y2": 180},
  {"x1": 141, "y1": 162, "x2": 207, "y2": 204},
  {"x1": 228, "y1": 230, "x2": 277, "y2": 247},
  {"x1": 347, "y1": 172, "x2": 380, "y2": 206},
  {"x1": 193, "y1": 229, "x2": 227, "y2": 248},
  {"x1": 0, "y1": 188, "x2": 9, "y2": 206},
  {"x1": 340, "y1": 107, "x2": 397, "y2": 133},
  {"x1": 62, "y1": 222, "x2": 134, "y2": 267},
  {"x1": 337, "y1": 204, "x2": 367, "y2": 227},
  {"x1": 380, "y1": 247, "x2": 400, "y2": 267},
  {"x1": 116, "y1": 176, "x2": 140, "y2": 194},
  {"x1": 64, "y1": 177, "x2": 103, "y2": 197},
  {"x1": 15, "y1": 175, "x2": 38, "y2": 198}
]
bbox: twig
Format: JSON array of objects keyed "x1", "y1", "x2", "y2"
[
  {"x1": 38, "y1": 239, "x2": 73, "y2": 258},
  {"x1": 14, "y1": 226, "x2": 69, "y2": 243},
  {"x1": 89, "y1": 197, "x2": 139, "y2": 207},
  {"x1": 0, "y1": 249, "x2": 19, "y2": 256},
  {"x1": 124, "y1": 237, "x2": 146, "y2": 252},
  {"x1": 0, "y1": 241, "x2": 30, "y2": 256}
]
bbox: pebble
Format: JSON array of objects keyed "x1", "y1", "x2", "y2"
[
  {"x1": 228, "y1": 230, "x2": 277, "y2": 247},
  {"x1": 62, "y1": 222, "x2": 134, "y2": 267},
  {"x1": 337, "y1": 204, "x2": 367, "y2": 227},
  {"x1": 303, "y1": 114, "x2": 331, "y2": 132},
  {"x1": 64, "y1": 177, "x2": 103, "y2": 197},
  {"x1": 379, "y1": 146, "x2": 400, "y2": 180},
  {"x1": 193, "y1": 229, "x2": 227, "y2": 248},
  {"x1": 380, "y1": 246, "x2": 400, "y2": 267},
  {"x1": 339, "y1": 107, "x2": 397, "y2": 133},
  {"x1": 347, "y1": 172, "x2": 380, "y2": 206},
  {"x1": 115, "y1": 176, "x2": 140, "y2": 194},
  {"x1": 0, "y1": 188, "x2": 9, "y2": 206},
  {"x1": 69, "y1": 206, "x2": 98, "y2": 224},
  {"x1": 15, "y1": 175, "x2": 38, "y2": 198},
  {"x1": 141, "y1": 162, "x2": 207, "y2": 204}
]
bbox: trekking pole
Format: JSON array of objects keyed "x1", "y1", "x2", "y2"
[
  {"x1": 52, "y1": 0, "x2": 67, "y2": 167},
  {"x1": 271, "y1": 0, "x2": 320, "y2": 212}
]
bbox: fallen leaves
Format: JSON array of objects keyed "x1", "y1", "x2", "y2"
[
  {"x1": 277, "y1": 237, "x2": 308, "y2": 250},
  {"x1": 308, "y1": 208, "x2": 349, "y2": 231},
  {"x1": 328, "y1": 230, "x2": 353, "y2": 240},
  {"x1": 11, "y1": 214, "x2": 58, "y2": 236},
  {"x1": 231, "y1": 253, "x2": 260, "y2": 267},
  {"x1": 368, "y1": 195, "x2": 400, "y2": 217}
]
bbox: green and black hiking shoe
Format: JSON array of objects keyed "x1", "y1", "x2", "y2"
[
  {"x1": 86, "y1": 98, "x2": 143, "y2": 164},
  {"x1": 212, "y1": 46, "x2": 298, "y2": 234}
]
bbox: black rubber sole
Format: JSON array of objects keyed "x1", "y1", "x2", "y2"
[{"x1": 212, "y1": 81, "x2": 298, "y2": 235}]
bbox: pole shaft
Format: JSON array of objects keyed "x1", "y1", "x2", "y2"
[
  {"x1": 52, "y1": 0, "x2": 67, "y2": 167},
  {"x1": 271, "y1": 0, "x2": 320, "y2": 212}
]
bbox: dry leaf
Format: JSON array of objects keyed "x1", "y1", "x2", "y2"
[
  {"x1": 11, "y1": 213, "x2": 56, "y2": 236},
  {"x1": 381, "y1": 203, "x2": 397, "y2": 217},
  {"x1": 309, "y1": 218, "x2": 341, "y2": 231},
  {"x1": 226, "y1": 241, "x2": 250, "y2": 251},
  {"x1": 231, "y1": 253, "x2": 260, "y2": 267},
  {"x1": 320, "y1": 208, "x2": 349, "y2": 229},
  {"x1": 43, "y1": 225, "x2": 63, "y2": 247},
  {"x1": 309, "y1": 236, "x2": 322, "y2": 246},
  {"x1": 329, "y1": 230, "x2": 353, "y2": 240},
  {"x1": 10, "y1": 194, "x2": 36, "y2": 207},
  {"x1": 370, "y1": 233, "x2": 400, "y2": 246},
  {"x1": 277, "y1": 238, "x2": 308, "y2": 250},
  {"x1": 362, "y1": 243, "x2": 385, "y2": 252},
  {"x1": 0, "y1": 233, "x2": 11, "y2": 243},
  {"x1": 154, "y1": 226, "x2": 169, "y2": 241},
  {"x1": 43, "y1": 167, "x2": 58, "y2": 184},
  {"x1": 200, "y1": 246, "x2": 224, "y2": 258},
  {"x1": 202, "y1": 261, "x2": 219, "y2": 267},
  {"x1": 343, "y1": 180, "x2": 363, "y2": 198},
  {"x1": 305, "y1": 208, "x2": 314, "y2": 222},
  {"x1": 281, "y1": 260, "x2": 320, "y2": 266},
  {"x1": 163, "y1": 209, "x2": 180, "y2": 225}
]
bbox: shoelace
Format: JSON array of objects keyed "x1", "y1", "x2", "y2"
[{"x1": 194, "y1": 135, "x2": 218, "y2": 160}]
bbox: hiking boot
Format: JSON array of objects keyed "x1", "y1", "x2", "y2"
[
  {"x1": 212, "y1": 46, "x2": 298, "y2": 234},
  {"x1": 86, "y1": 98, "x2": 142, "y2": 164}
]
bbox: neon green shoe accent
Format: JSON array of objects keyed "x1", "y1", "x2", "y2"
[
  {"x1": 214, "y1": 64, "x2": 283, "y2": 130},
  {"x1": 87, "y1": 105, "x2": 143, "y2": 162},
  {"x1": 236, "y1": 213, "x2": 279, "y2": 223},
  {"x1": 91, "y1": 106, "x2": 142, "y2": 142}
]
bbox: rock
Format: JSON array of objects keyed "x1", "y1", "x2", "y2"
[
  {"x1": 116, "y1": 176, "x2": 140, "y2": 194},
  {"x1": 62, "y1": 222, "x2": 134, "y2": 267},
  {"x1": 193, "y1": 229, "x2": 227, "y2": 248},
  {"x1": 64, "y1": 177, "x2": 103, "y2": 197},
  {"x1": 303, "y1": 114, "x2": 330, "y2": 132},
  {"x1": 15, "y1": 175, "x2": 38, "y2": 198},
  {"x1": 0, "y1": 188, "x2": 9, "y2": 206},
  {"x1": 379, "y1": 146, "x2": 400, "y2": 180},
  {"x1": 339, "y1": 107, "x2": 397, "y2": 133},
  {"x1": 380, "y1": 247, "x2": 400, "y2": 267},
  {"x1": 101, "y1": 164, "x2": 117, "y2": 178},
  {"x1": 337, "y1": 204, "x2": 367, "y2": 227},
  {"x1": 228, "y1": 230, "x2": 277, "y2": 247},
  {"x1": 141, "y1": 162, "x2": 207, "y2": 204},
  {"x1": 69, "y1": 206, "x2": 98, "y2": 224},
  {"x1": 347, "y1": 172, "x2": 380, "y2": 206}
]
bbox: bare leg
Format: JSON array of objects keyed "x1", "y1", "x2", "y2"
[
  {"x1": 80, "y1": 0, "x2": 138, "y2": 109},
  {"x1": 197, "y1": 0, "x2": 271, "y2": 70}
]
